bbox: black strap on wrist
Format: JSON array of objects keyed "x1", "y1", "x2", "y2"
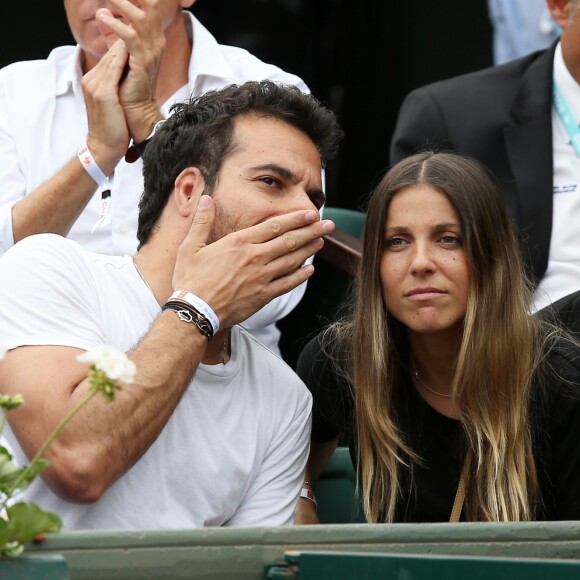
[
  {"x1": 125, "y1": 119, "x2": 166, "y2": 163},
  {"x1": 162, "y1": 300, "x2": 214, "y2": 340}
]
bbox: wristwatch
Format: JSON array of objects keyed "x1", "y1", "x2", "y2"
[{"x1": 125, "y1": 119, "x2": 166, "y2": 163}]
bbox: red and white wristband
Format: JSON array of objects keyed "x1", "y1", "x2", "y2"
[
  {"x1": 170, "y1": 290, "x2": 220, "y2": 335},
  {"x1": 300, "y1": 487, "x2": 317, "y2": 507},
  {"x1": 78, "y1": 143, "x2": 109, "y2": 188}
]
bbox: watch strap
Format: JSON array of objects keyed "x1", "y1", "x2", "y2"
[{"x1": 125, "y1": 119, "x2": 166, "y2": 163}]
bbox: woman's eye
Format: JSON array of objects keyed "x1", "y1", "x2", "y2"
[
  {"x1": 439, "y1": 235, "x2": 462, "y2": 246},
  {"x1": 386, "y1": 237, "x2": 407, "y2": 248}
]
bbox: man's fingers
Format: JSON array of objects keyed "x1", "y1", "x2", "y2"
[
  {"x1": 96, "y1": 9, "x2": 120, "y2": 49},
  {"x1": 181, "y1": 195, "x2": 215, "y2": 252},
  {"x1": 258, "y1": 217, "x2": 334, "y2": 265},
  {"x1": 266, "y1": 262, "x2": 316, "y2": 301},
  {"x1": 246, "y1": 210, "x2": 321, "y2": 244},
  {"x1": 101, "y1": 0, "x2": 163, "y2": 53},
  {"x1": 265, "y1": 237, "x2": 324, "y2": 281}
]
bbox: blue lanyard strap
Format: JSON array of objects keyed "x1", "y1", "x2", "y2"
[{"x1": 553, "y1": 79, "x2": 580, "y2": 157}]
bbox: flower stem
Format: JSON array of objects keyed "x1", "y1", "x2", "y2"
[
  {"x1": 0, "y1": 409, "x2": 7, "y2": 440},
  {"x1": 5, "y1": 390, "x2": 98, "y2": 499}
]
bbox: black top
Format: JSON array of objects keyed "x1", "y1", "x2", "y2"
[{"x1": 297, "y1": 331, "x2": 580, "y2": 521}]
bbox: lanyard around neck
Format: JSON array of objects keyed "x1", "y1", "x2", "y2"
[{"x1": 553, "y1": 79, "x2": 580, "y2": 157}]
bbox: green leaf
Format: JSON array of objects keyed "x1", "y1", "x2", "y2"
[
  {"x1": 0, "y1": 446, "x2": 13, "y2": 462},
  {"x1": 0, "y1": 453, "x2": 21, "y2": 492},
  {"x1": 0, "y1": 459, "x2": 50, "y2": 495},
  {"x1": 0, "y1": 502, "x2": 62, "y2": 547},
  {"x1": 17, "y1": 460, "x2": 50, "y2": 487}
]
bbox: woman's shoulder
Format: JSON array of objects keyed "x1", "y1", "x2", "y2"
[
  {"x1": 542, "y1": 335, "x2": 580, "y2": 392},
  {"x1": 533, "y1": 334, "x2": 580, "y2": 429},
  {"x1": 297, "y1": 327, "x2": 351, "y2": 386}
]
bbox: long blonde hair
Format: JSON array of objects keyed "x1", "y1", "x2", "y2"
[{"x1": 331, "y1": 152, "x2": 549, "y2": 522}]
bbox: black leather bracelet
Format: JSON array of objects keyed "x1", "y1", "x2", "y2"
[
  {"x1": 162, "y1": 300, "x2": 214, "y2": 340},
  {"x1": 125, "y1": 119, "x2": 166, "y2": 163}
]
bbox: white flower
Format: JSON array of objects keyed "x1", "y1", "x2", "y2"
[
  {"x1": 0, "y1": 345, "x2": 6, "y2": 360},
  {"x1": 77, "y1": 345, "x2": 136, "y2": 384}
]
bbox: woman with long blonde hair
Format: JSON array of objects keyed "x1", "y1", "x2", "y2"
[{"x1": 295, "y1": 152, "x2": 580, "y2": 524}]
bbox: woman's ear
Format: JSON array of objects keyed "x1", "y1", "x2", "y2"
[{"x1": 172, "y1": 167, "x2": 206, "y2": 217}]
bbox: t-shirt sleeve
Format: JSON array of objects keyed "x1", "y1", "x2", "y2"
[
  {"x1": 296, "y1": 331, "x2": 353, "y2": 443},
  {"x1": 225, "y1": 378, "x2": 312, "y2": 527},
  {"x1": 0, "y1": 235, "x2": 106, "y2": 351}
]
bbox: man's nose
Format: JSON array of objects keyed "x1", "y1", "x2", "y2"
[{"x1": 289, "y1": 188, "x2": 320, "y2": 213}]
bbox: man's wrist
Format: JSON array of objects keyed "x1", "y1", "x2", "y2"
[
  {"x1": 125, "y1": 118, "x2": 166, "y2": 163},
  {"x1": 299, "y1": 485, "x2": 317, "y2": 508},
  {"x1": 162, "y1": 301, "x2": 214, "y2": 340}
]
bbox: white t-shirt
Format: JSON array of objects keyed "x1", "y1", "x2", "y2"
[
  {"x1": 0, "y1": 234, "x2": 312, "y2": 530},
  {"x1": 0, "y1": 11, "x2": 310, "y2": 354},
  {"x1": 533, "y1": 43, "x2": 580, "y2": 311}
]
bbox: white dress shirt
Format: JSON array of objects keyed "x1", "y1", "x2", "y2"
[{"x1": 533, "y1": 43, "x2": 580, "y2": 311}]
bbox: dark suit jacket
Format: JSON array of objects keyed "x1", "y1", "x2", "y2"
[{"x1": 390, "y1": 44, "x2": 556, "y2": 284}]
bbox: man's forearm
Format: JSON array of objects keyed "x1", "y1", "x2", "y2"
[
  {"x1": 41, "y1": 311, "x2": 208, "y2": 503},
  {"x1": 11, "y1": 157, "x2": 104, "y2": 242}
]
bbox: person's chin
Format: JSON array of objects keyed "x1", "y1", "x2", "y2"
[{"x1": 404, "y1": 312, "x2": 457, "y2": 335}]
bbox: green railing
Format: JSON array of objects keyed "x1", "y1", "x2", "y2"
[{"x1": 25, "y1": 521, "x2": 580, "y2": 579}]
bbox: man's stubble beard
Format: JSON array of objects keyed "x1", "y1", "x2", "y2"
[{"x1": 206, "y1": 196, "x2": 238, "y2": 245}]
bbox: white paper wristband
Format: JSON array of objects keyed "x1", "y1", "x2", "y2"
[
  {"x1": 78, "y1": 144, "x2": 109, "y2": 187},
  {"x1": 170, "y1": 290, "x2": 220, "y2": 334}
]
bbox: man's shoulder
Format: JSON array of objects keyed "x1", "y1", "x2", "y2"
[
  {"x1": 0, "y1": 45, "x2": 76, "y2": 104},
  {"x1": 0, "y1": 234, "x2": 114, "y2": 282},
  {"x1": 219, "y1": 45, "x2": 309, "y2": 91},
  {"x1": 236, "y1": 327, "x2": 311, "y2": 401},
  {"x1": 2, "y1": 233, "x2": 82, "y2": 260},
  {"x1": 0, "y1": 45, "x2": 75, "y2": 80},
  {"x1": 413, "y1": 48, "x2": 551, "y2": 100},
  {"x1": 188, "y1": 13, "x2": 308, "y2": 93}
]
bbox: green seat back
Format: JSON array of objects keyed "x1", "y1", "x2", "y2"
[
  {"x1": 315, "y1": 447, "x2": 365, "y2": 524},
  {"x1": 321, "y1": 207, "x2": 366, "y2": 239}
]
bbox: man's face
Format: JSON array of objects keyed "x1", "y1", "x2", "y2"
[
  {"x1": 64, "y1": 0, "x2": 192, "y2": 66},
  {"x1": 207, "y1": 114, "x2": 324, "y2": 242},
  {"x1": 552, "y1": 0, "x2": 580, "y2": 74}
]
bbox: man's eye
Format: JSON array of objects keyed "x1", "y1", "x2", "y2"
[{"x1": 258, "y1": 176, "x2": 281, "y2": 187}]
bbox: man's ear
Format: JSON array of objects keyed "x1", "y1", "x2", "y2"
[
  {"x1": 172, "y1": 167, "x2": 206, "y2": 218},
  {"x1": 547, "y1": 0, "x2": 574, "y2": 28}
]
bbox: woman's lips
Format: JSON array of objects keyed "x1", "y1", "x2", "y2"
[{"x1": 405, "y1": 288, "x2": 446, "y2": 301}]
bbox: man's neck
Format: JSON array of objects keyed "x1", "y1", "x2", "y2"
[
  {"x1": 134, "y1": 237, "x2": 232, "y2": 366},
  {"x1": 133, "y1": 245, "x2": 176, "y2": 307}
]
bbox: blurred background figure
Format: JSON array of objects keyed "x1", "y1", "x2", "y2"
[{"x1": 488, "y1": 0, "x2": 560, "y2": 64}]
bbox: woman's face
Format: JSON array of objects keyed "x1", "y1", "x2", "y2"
[{"x1": 379, "y1": 185, "x2": 469, "y2": 339}]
